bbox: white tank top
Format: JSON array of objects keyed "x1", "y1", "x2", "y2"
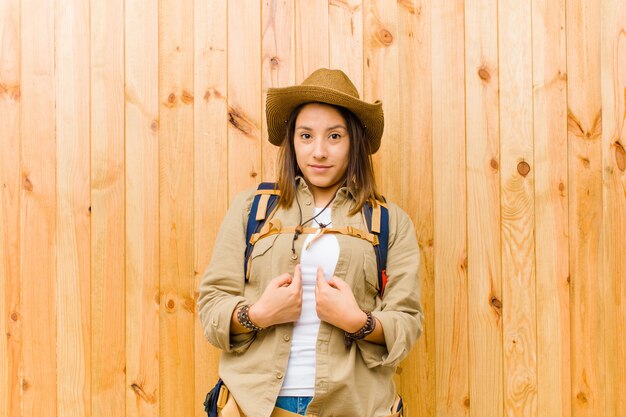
[{"x1": 278, "y1": 207, "x2": 339, "y2": 396}]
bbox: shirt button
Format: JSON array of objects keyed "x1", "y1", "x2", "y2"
[
  {"x1": 276, "y1": 372, "x2": 283, "y2": 379},
  {"x1": 283, "y1": 334, "x2": 290, "y2": 342},
  {"x1": 305, "y1": 200, "x2": 312, "y2": 206}
]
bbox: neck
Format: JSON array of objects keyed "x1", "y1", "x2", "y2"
[{"x1": 310, "y1": 184, "x2": 342, "y2": 208}]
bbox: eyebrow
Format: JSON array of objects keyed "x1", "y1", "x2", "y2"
[{"x1": 295, "y1": 124, "x2": 347, "y2": 131}]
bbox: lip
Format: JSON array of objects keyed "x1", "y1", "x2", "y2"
[{"x1": 309, "y1": 164, "x2": 332, "y2": 172}]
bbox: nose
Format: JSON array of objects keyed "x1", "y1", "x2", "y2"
[{"x1": 312, "y1": 137, "x2": 327, "y2": 159}]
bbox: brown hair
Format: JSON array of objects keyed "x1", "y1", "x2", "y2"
[{"x1": 275, "y1": 102, "x2": 383, "y2": 216}]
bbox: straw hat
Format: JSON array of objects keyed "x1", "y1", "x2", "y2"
[{"x1": 265, "y1": 68, "x2": 384, "y2": 154}]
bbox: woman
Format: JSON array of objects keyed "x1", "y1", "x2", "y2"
[{"x1": 198, "y1": 68, "x2": 423, "y2": 417}]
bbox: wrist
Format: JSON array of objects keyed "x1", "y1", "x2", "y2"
[
  {"x1": 247, "y1": 303, "x2": 269, "y2": 329},
  {"x1": 345, "y1": 309, "x2": 368, "y2": 333},
  {"x1": 237, "y1": 304, "x2": 266, "y2": 332}
]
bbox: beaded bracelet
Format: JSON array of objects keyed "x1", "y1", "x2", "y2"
[
  {"x1": 236, "y1": 304, "x2": 265, "y2": 332},
  {"x1": 344, "y1": 310, "x2": 376, "y2": 347}
]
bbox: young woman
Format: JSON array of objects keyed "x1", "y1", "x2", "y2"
[{"x1": 198, "y1": 68, "x2": 423, "y2": 417}]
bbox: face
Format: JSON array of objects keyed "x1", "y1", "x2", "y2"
[{"x1": 293, "y1": 103, "x2": 350, "y2": 205}]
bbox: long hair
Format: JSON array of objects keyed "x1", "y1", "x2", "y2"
[{"x1": 275, "y1": 102, "x2": 383, "y2": 216}]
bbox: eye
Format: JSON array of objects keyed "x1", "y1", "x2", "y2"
[
  {"x1": 329, "y1": 133, "x2": 342, "y2": 140},
  {"x1": 300, "y1": 133, "x2": 312, "y2": 140}
]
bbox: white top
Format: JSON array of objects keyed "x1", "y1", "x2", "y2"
[{"x1": 278, "y1": 207, "x2": 339, "y2": 397}]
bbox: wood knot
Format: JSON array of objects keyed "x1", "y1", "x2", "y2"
[
  {"x1": 165, "y1": 296, "x2": 176, "y2": 312},
  {"x1": 22, "y1": 379, "x2": 30, "y2": 391},
  {"x1": 576, "y1": 391, "x2": 588, "y2": 403},
  {"x1": 376, "y1": 28, "x2": 394, "y2": 46},
  {"x1": 490, "y1": 296, "x2": 502, "y2": 310},
  {"x1": 478, "y1": 67, "x2": 491, "y2": 82},
  {"x1": 181, "y1": 90, "x2": 194, "y2": 104},
  {"x1": 131, "y1": 382, "x2": 157, "y2": 403},
  {"x1": 166, "y1": 93, "x2": 176, "y2": 107},
  {"x1": 10, "y1": 312, "x2": 19, "y2": 322},
  {"x1": 270, "y1": 56, "x2": 280, "y2": 67},
  {"x1": 463, "y1": 397, "x2": 470, "y2": 408},
  {"x1": 490, "y1": 158, "x2": 499, "y2": 170},
  {"x1": 250, "y1": 171, "x2": 258, "y2": 178},
  {"x1": 23, "y1": 175, "x2": 33, "y2": 191},
  {"x1": 228, "y1": 106, "x2": 255, "y2": 136},
  {"x1": 614, "y1": 141, "x2": 626, "y2": 171},
  {"x1": 517, "y1": 161, "x2": 530, "y2": 177},
  {"x1": 150, "y1": 119, "x2": 159, "y2": 132}
]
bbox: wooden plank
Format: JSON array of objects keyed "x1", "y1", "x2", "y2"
[
  {"x1": 329, "y1": 0, "x2": 363, "y2": 97},
  {"x1": 395, "y1": 1, "x2": 434, "y2": 416},
  {"x1": 261, "y1": 0, "x2": 295, "y2": 181},
  {"x1": 228, "y1": 0, "x2": 262, "y2": 195},
  {"x1": 566, "y1": 0, "x2": 604, "y2": 416},
  {"x1": 498, "y1": 0, "x2": 537, "y2": 415},
  {"x1": 295, "y1": 0, "x2": 328, "y2": 82},
  {"x1": 158, "y1": 0, "x2": 195, "y2": 415},
  {"x1": 531, "y1": 0, "x2": 570, "y2": 416},
  {"x1": 20, "y1": 0, "x2": 57, "y2": 415},
  {"x1": 125, "y1": 0, "x2": 159, "y2": 415},
  {"x1": 90, "y1": 0, "x2": 126, "y2": 415},
  {"x1": 55, "y1": 0, "x2": 91, "y2": 416},
  {"x1": 0, "y1": 1, "x2": 21, "y2": 416},
  {"x1": 431, "y1": 0, "x2": 468, "y2": 415},
  {"x1": 600, "y1": 0, "x2": 626, "y2": 415},
  {"x1": 464, "y1": 0, "x2": 503, "y2": 415},
  {"x1": 193, "y1": 0, "x2": 227, "y2": 414}
]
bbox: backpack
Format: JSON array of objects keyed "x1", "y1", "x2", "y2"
[{"x1": 244, "y1": 182, "x2": 390, "y2": 298}]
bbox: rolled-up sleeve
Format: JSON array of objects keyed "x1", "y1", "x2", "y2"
[
  {"x1": 357, "y1": 204, "x2": 424, "y2": 368},
  {"x1": 197, "y1": 189, "x2": 257, "y2": 354}
]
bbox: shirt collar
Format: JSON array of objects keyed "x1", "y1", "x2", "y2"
[{"x1": 295, "y1": 175, "x2": 357, "y2": 201}]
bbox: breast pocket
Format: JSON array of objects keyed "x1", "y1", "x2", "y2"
[
  {"x1": 361, "y1": 249, "x2": 379, "y2": 310},
  {"x1": 247, "y1": 234, "x2": 279, "y2": 299}
]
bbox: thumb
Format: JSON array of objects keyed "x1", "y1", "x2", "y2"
[
  {"x1": 291, "y1": 264, "x2": 302, "y2": 286},
  {"x1": 316, "y1": 266, "x2": 327, "y2": 286},
  {"x1": 328, "y1": 275, "x2": 345, "y2": 289}
]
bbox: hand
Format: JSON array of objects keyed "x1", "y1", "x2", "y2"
[
  {"x1": 248, "y1": 264, "x2": 303, "y2": 328},
  {"x1": 314, "y1": 266, "x2": 367, "y2": 333}
]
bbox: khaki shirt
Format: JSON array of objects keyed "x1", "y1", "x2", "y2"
[{"x1": 198, "y1": 179, "x2": 423, "y2": 417}]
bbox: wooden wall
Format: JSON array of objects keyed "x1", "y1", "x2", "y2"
[{"x1": 1, "y1": 0, "x2": 624, "y2": 416}]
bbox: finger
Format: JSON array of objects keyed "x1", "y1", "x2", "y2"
[
  {"x1": 316, "y1": 266, "x2": 327, "y2": 287},
  {"x1": 328, "y1": 275, "x2": 345, "y2": 289},
  {"x1": 291, "y1": 264, "x2": 302, "y2": 286},
  {"x1": 273, "y1": 273, "x2": 293, "y2": 287}
]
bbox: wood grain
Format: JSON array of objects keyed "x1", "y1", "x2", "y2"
[
  {"x1": 261, "y1": 0, "x2": 295, "y2": 181},
  {"x1": 532, "y1": 0, "x2": 571, "y2": 416},
  {"x1": 21, "y1": 0, "x2": 57, "y2": 415},
  {"x1": 295, "y1": 0, "x2": 329, "y2": 82},
  {"x1": 159, "y1": 0, "x2": 195, "y2": 415},
  {"x1": 126, "y1": 0, "x2": 159, "y2": 416},
  {"x1": 566, "y1": 0, "x2": 605, "y2": 416},
  {"x1": 465, "y1": 0, "x2": 503, "y2": 415},
  {"x1": 600, "y1": 0, "x2": 626, "y2": 415},
  {"x1": 193, "y1": 0, "x2": 227, "y2": 415},
  {"x1": 91, "y1": 0, "x2": 126, "y2": 415},
  {"x1": 0, "y1": 1, "x2": 21, "y2": 416},
  {"x1": 56, "y1": 0, "x2": 91, "y2": 416},
  {"x1": 228, "y1": 0, "x2": 262, "y2": 195},
  {"x1": 432, "y1": 0, "x2": 469, "y2": 415},
  {"x1": 329, "y1": 0, "x2": 363, "y2": 96}
]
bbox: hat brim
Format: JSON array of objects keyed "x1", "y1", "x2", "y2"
[{"x1": 266, "y1": 85, "x2": 384, "y2": 154}]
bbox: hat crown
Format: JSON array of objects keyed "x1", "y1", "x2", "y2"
[{"x1": 301, "y1": 68, "x2": 360, "y2": 99}]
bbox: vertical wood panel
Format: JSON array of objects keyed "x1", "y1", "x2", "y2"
[
  {"x1": 532, "y1": 0, "x2": 570, "y2": 416},
  {"x1": 158, "y1": 0, "x2": 195, "y2": 415},
  {"x1": 91, "y1": 0, "x2": 125, "y2": 415},
  {"x1": 432, "y1": 0, "x2": 469, "y2": 415},
  {"x1": 125, "y1": 0, "x2": 159, "y2": 415},
  {"x1": 566, "y1": 0, "x2": 604, "y2": 416},
  {"x1": 600, "y1": 0, "x2": 626, "y2": 415},
  {"x1": 499, "y1": 0, "x2": 537, "y2": 415},
  {"x1": 261, "y1": 0, "x2": 295, "y2": 181},
  {"x1": 0, "y1": 1, "x2": 21, "y2": 416},
  {"x1": 329, "y1": 0, "x2": 363, "y2": 96},
  {"x1": 464, "y1": 0, "x2": 503, "y2": 415},
  {"x1": 396, "y1": 2, "x2": 434, "y2": 416},
  {"x1": 21, "y1": 0, "x2": 57, "y2": 415},
  {"x1": 295, "y1": 0, "x2": 328, "y2": 82},
  {"x1": 228, "y1": 0, "x2": 261, "y2": 195},
  {"x1": 56, "y1": 0, "x2": 91, "y2": 416},
  {"x1": 194, "y1": 0, "x2": 227, "y2": 414}
]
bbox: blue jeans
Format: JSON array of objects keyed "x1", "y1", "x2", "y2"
[{"x1": 275, "y1": 396, "x2": 313, "y2": 415}]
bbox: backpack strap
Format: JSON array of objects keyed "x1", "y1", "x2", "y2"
[
  {"x1": 244, "y1": 182, "x2": 280, "y2": 280},
  {"x1": 363, "y1": 199, "x2": 390, "y2": 298}
]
